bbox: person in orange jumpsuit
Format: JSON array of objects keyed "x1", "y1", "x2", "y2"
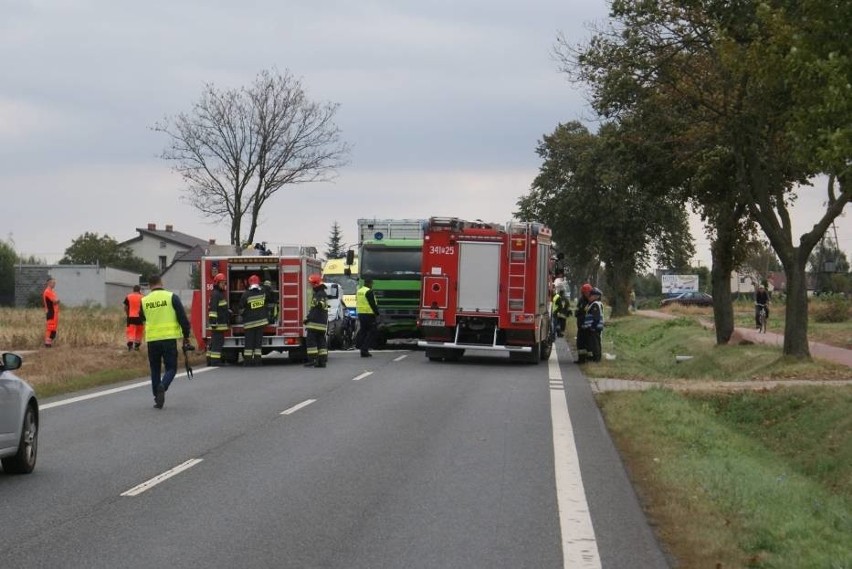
[
  {"x1": 43, "y1": 277, "x2": 60, "y2": 347},
  {"x1": 123, "y1": 285, "x2": 145, "y2": 351}
]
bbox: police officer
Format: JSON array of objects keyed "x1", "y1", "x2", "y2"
[
  {"x1": 355, "y1": 278, "x2": 380, "y2": 357},
  {"x1": 207, "y1": 273, "x2": 229, "y2": 366},
  {"x1": 303, "y1": 274, "x2": 329, "y2": 368},
  {"x1": 141, "y1": 274, "x2": 193, "y2": 409},
  {"x1": 239, "y1": 275, "x2": 267, "y2": 367},
  {"x1": 582, "y1": 287, "x2": 605, "y2": 362}
]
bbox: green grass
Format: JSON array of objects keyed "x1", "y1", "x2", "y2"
[
  {"x1": 582, "y1": 316, "x2": 852, "y2": 382},
  {"x1": 600, "y1": 388, "x2": 852, "y2": 568}
]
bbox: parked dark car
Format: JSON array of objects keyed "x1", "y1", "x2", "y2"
[
  {"x1": 660, "y1": 291, "x2": 713, "y2": 307},
  {"x1": 0, "y1": 353, "x2": 39, "y2": 474}
]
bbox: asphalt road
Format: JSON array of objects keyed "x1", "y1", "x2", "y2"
[{"x1": 0, "y1": 341, "x2": 670, "y2": 569}]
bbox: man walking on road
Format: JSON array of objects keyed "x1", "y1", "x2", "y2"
[
  {"x1": 123, "y1": 285, "x2": 144, "y2": 351},
  {"x1": 355, "y1": 278, "x2": 380, "y2": 357},
  {"x1": 42, "y1": 276, "x2": 60, "y2": 348},
  {"x1": 141, "y1": 274, "x2": 193, "y2": 409}
]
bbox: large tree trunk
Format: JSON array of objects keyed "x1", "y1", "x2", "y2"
[
  {"x1": 605, "y1": 261, "x2": 634, "y2": 318},
  {"x1": 781, "y1": 250, "x2": 811, "y2": 358},
  {"x1": 710, "y1": 251, "x2": 735, "y2": 344}
]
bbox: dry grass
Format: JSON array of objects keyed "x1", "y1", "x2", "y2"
[
  {"x1": 0, "y1": 307, "x2": 205, "y2": 397},
  {"x1": 657, "y1": 301, "x2": 852, "y2": 349}
]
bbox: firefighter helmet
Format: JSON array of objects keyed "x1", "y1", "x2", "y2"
[
  {"x1": 213, "y1": 273, "x2": 226, "y2": 283},
  {"x1": 308, "y1": 274, "x2": 323, "y2": 286},
  {"x1": 581, "y1": 283, "x2": 592, "y2": 294},
  {"x1": 248, "y1": 275, "x2": 261, "y2": 286}
]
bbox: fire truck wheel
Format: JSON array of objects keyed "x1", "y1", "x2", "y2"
[
  {"x1": 425, "y1": 348, "x2": 441, "y2": 362},
  {"x1": 540, "y1": 341, "x2": 553, "y2": 360}
]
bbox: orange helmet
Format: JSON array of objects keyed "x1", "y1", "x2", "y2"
[
  {"x1": 248, "y1": 275, "x2": 261, "y2": 286},
  {"x1": 213, "y1": 273, "x2": 226, "y2": 283},
  {"x1": 308, "y1": 274, "x2": 323, "y2": 286}
]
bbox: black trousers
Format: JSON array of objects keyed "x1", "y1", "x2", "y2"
[{"x1": 356, "y1": 314, "x2": 378, "y2": 353}]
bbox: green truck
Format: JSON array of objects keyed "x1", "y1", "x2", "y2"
[{"x1": 352, "y1": 219, "x2": 425, "y2": 342}]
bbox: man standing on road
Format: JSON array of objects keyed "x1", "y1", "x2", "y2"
[
  {"x1": 141, "y1": 274, "x2": 193, "y2": 409},
  {"x1": 303, "y1": 274, "x2": 329, "y2": 368},
  {"x1": 355, "y1": 278, "x2": 380, "y2": 358},
  {"x1": 238, "y1": 275, "x2": 267, "y2": 367},
  {"x1": 42, "y1": 276, "x2": 60, "y2": 348},
  {"x1": 207, "y1": 273, "x2": 229, "y2": 366},
  {"x1": 574, "y1": 283, "x2": 592, "y2": 363},
  {"x1": 123, "y1": 285, "x2": 144, "y2": 351}
]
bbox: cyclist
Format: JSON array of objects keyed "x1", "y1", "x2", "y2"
[{"x1": 754, "y1": 284, "x2": 770, "y2": 331}]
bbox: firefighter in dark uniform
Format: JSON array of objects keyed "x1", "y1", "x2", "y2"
[
  {"x1": 574, "y1": 283, "x2": 592, "y2": 363},
  {"x1": 239, "y1": 274, "x2": 267, "y2": 367},
  {"x1": 355, "y1": 278, "x2": 381, "y2": 357},
  {"x1": 207, "y1": 273, "x2": 229, "y2": 366},
  {"x1": 303, "y1": 274, "x2": 329, "y2": 368},
  {"x1": 263, "y1": 279, "x2": 279, "y2": 325}
]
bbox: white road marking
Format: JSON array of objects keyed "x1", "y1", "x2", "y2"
[
  {"x1": 393, "y1": 354, "x2": 408, "y2": 362},
  {"x1": 280, "y1": 399, "x2": 317, "y2": 415},
  {"x1": 549, "y1": 349, "x2": 602, "y2": 568},
  {"x1": 42, "y1": 368, "x2": 215, "y2": 410},
  {"x1": 121, "y1": 458, "x2": 203, "y2": 497},
  {"x1": 352, "y1": 371, "x2": 373, "y2": 381}
]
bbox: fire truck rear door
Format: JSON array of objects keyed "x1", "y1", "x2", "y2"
[{"x1": 458, "y1": 242, "x2": 501, "y2": 312}]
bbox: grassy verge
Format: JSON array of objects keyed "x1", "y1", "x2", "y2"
[
  {"x1": 582, "y1": 316, "x2": 852, "y2": 382},
  {"x1": 600, "y1": 387, "x2": 851, "y2": 568}
]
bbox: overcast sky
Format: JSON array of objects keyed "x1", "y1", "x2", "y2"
[{"x1": 2, "y1": 0, "x2": 848, "y2": 267}]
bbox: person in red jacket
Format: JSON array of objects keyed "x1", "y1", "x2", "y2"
[
  {"x1": 43, "y1": 277, "x2": 60, "y2": 347},
  {"x1": 123, "y1": 285, "x2": 145, "y2": 351}
]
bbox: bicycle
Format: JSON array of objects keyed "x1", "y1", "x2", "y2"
[{"x1": 755, "y1": 303, "x2": 768, "y2": 334}]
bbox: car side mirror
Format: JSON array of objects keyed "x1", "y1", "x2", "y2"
[{"x1": 1, "y1": 352, "x2": 22, "y2": 371}]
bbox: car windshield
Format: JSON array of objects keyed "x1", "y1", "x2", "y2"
[
  {"x1": 360, "y1": 246, "x2": 422, "y2": 278},
  {"x1": 322, "y1": 274, "x2": 358, "y2": 295}
]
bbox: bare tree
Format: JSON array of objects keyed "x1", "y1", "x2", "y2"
[{"x1": 154, "y1": 69, "x2": 351, "y2": 246}]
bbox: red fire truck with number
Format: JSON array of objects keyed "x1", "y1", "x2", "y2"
[
  {"x1": 191, "y1": 246, "x2": 322, "y2": 365},
  {"x1": 417, "y1": 217, "x2": 555, "y2": 363}
]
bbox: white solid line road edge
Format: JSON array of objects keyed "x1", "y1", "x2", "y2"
[
  {"x1": 120, "y1": 458, "x2": 204, "y2": 497},
  {"x1": 280, "y1": 399, "x2": 317, "y2": 415},
  {"x1": 549, "y1": 350, "x2": 602, "y2": 568},
  {"x1": 42, "y1": 368, "x2": 215, "y2": 410}
]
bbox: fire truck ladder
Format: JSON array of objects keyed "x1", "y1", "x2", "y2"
[
  {"x1": 507, "y1": 223, "x2": 529, "y2": 313},
  {"x1": 279, "y1": 269, "x2": 302, "y2": 335}
]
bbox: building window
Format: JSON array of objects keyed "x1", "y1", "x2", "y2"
[
  {"x1": 160, "y1": 241, "x2": 167, "y2": 249},
  {"x1": 159, "y1": 256, "x2": 167, "y2": 271}
]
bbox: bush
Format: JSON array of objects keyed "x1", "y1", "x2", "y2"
[{"x1": 812, "y1": 295, "x2": 851, "y2": 323}]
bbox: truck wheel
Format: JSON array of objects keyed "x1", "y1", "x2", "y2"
[
  {"x1": 445, "y1": 349, "x2": 464, "y2": 362},
  {"x1": 425, "y1": 348, "x2": 443, "y2": 362},
  {"x1": 527, "y1": 342, "x2": 541, "y2": 364},
  {"x1": 540, "y1": 340, "x2": 553, "y2": 360}
]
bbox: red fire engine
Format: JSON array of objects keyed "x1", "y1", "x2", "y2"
[
  {"x1": 191, "y1": 246, "x2": 322, "y2": 364},
  {"x1": 417, "y1": 217, "x2": 555, "y2": 363}
]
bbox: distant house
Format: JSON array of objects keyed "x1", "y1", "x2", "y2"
[
  {"x1": 14, "y1": 264, "x2": 140, "y2": 308},
  {"x1": 161, "y1": 242, "x2": 237, "y2": 291},
  {"x1": 120, "y1": 223, "x2": 212, "y2": 275}
]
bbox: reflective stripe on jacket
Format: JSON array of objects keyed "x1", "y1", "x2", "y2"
[{"x1": 239, "y1": 287, "x2": 268, "y2": 329}]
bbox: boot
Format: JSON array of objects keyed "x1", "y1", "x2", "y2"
[
  {"x1": 304, "y1": 359, "x2": 317, "y2": 367},
  {"x1": 316, "y1": 357, "x2": 327, "y2": 368},
  {"x1": 127, "y1": 342, "x2": 133, "y2": 351},
  {"x1": 253, "y1": 355, "x2": 263, "y2": 367}
]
